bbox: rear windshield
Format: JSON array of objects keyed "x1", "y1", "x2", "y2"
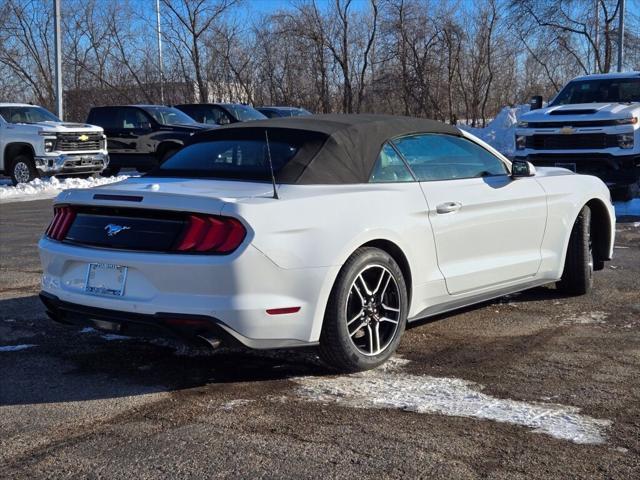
[{"x1": 152, "y1": 130, "x2": 325, "y2": 181}]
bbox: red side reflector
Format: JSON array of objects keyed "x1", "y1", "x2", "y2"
[{"x1": 266, "y1": 307, "x2": 301, "y2": 315}]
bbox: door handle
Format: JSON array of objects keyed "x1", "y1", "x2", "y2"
[{"x1": 436, "y1": 201, "x2": 462, "y2": 214}]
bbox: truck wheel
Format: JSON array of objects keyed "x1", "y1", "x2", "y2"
[
  {"x1": 557, "y1": 206, "x2": 593, "y2": 295},
  {"x1": 319, "y1": 247, "x2": 408, "y2": 372},
  {"x1": 10, "y1": 154, "x2": 39, "y2": 185}
]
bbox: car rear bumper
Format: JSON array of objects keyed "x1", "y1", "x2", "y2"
[
  {"x1": 517, "y1": 153, "x2": 640, "y2": 187},
  {"x1": 35, "y1": 152, "x2": 109, "y2": 175},
  {"x1": 38, "y1": 237, "x2": 337, "y2": 348},
  {"x1": 40, "y1": 291, "x2": 237, "y2": 348}
]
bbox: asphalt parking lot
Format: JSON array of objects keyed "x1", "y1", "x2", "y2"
[{"x1": 1, "y1": 198, "x2": 639, "y2": 479}]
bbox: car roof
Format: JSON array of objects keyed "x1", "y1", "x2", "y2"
[
  {"x1": 0, "y1": 103, "x2": 41, "y2": 107},
  {"x1": 191, "y1": 114, "x2": 461, "y2": 185},
  {"x1": 258, "y1": 106, "x2": 303, "y2": 110},
  {"x1": 90, "y1": 105, "x2": 172, "y2": 109},
  {"x1": 570, "y1": 71, "x2": 640, "y2": 82}
]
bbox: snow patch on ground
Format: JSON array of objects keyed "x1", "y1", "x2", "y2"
[
  {"x1": 0, "y1": 175, "x2": 130, "y2": 203},
  {"x1": 220, "y1": 399, "x2": 254, "y2": 411},
  {"x1": 0, "y1": 344, "x2": 36, "y2": 352},
  {"x1": 459, "y1": 105, "x2": 529, "y2": 157},
  {"x1": 294, "y1": 360, "x2": 610, "y2": 445},
  {"x1": 562, "y1": 311, "x2": 608, "y2": 325}
]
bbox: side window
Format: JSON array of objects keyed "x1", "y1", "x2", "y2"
[
  {"x1": 179, "y1": 106, "x2": 200, "y2": 123},
  {"x1": 88, "y1": 108, "x2": 118, "y2": 129},
  {"x1": 392, "y1": 134, "x2": 508, "y2": 181},
  {"x1": 119, "y1": 108, "x2": 150, "y2": 129},
  {"x1": 369, "y1": 142, "x2": 414, "y2": 183}
]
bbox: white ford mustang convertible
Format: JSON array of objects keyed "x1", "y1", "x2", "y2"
[{"x1": 39, "y1": 115, "x2": 615, "y2": 371}]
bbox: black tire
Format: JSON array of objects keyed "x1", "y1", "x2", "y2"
[
  {"x1": 10, "y1": 154, "x2": 39, "y2": 185},
  {"x1": 557, "y1": 206, "x2": 593, "y2": 295},
  {"x1": 101, "y1": 166, "x2": 121, "y2": 177},
  {"x1": 319, "y1": 247, "x2": 408, "y2": 372}
]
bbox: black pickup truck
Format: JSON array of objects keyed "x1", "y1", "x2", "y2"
[{"x1": 86, "y1": 105, "x2": 213, "y2": 176}]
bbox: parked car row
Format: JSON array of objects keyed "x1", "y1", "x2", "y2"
[{"x1": 0, "y1": 102, "x2": 311, "y2": 184}]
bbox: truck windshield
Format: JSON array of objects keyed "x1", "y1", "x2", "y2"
[
  {"x1": 223, "y1": 105, "x2": 267, "y2": 121},
  {"x1": 0, "y1": 106, "x2": 61, "y2": 124},
  {"x1": 143, "y1": 106, "x2": 197, "y2": 126},
  {"x1": 551, "y1": 78, "x2": 640, "y2": 105}
]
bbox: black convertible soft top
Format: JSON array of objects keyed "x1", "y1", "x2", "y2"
[{"x1": 191, "y1": 114, "x2": 462, "y2": 184}]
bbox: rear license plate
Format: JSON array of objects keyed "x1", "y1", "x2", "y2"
[
  {"x1": 85, "y1": 263, "x2": 128, "y2": 297},
  {"x1": 555, "y1": 162, "x2": 576, "y2": 172}
]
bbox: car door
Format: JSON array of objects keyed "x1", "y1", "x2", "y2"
[
  {"x1": 107, "y1": 107, "x2": 152, "y2": 164},
  {"x1": 392, "y1": 133, "x2": 547, "y2": 295}
]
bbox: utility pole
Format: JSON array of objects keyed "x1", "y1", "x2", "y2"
[
  {"x1": 156, "y1": 0, "x2": 165, "y2": 104},
  {"x1": 617, "y1": 0, "x2": 625, "y2": 72},
  {"x1": 594, "y1": 0, "x2": 599, "y2": 73},
  {"x1": 54, "y1": 0, "x2": 63, "y2": 119}
]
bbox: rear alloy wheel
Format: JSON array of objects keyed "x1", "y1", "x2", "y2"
[
  {"x1": 557, "y1": 205, "x2": 594, "y2": 295},
  {"x1": 10, "y1": 154, "x2": 39, "y2": 185},
  {"x1": 319, "y1": 247, "x2": 408, "y2": 372}
]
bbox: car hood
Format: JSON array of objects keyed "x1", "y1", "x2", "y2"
[
  {"x1": 15, "y1": 121, "x2": 104, "y2": 134},
  {"x1": 167, "y1": 122, "x2": 216, "y2": 131},
  {"x1": 521, "y1": 102, "x2": 639, "y2": 123}
]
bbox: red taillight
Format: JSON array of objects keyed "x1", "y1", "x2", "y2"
[
  {"x1": 175, "y1": 214, "x2": 246, "y2": 254},
  {"x1": 45, "y1": 206, "x2": 76, "y2": 241}
]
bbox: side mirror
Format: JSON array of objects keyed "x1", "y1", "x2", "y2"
[
  {"x1": 138, "y1": 122, "x2": 152, "y2": 131},
  {"x1": 511, "y1": 159, "x2": 536, "y2": 178},
  {"x1": 529, "y1": 95, "x2": 543, "y2": 110}
]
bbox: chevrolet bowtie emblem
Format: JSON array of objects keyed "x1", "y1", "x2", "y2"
[
  {"x1": 559, "y1": 126, "x2": 575, "y2": 135},
  {"x1": 78, "y1": 134, "x2": 89, "y2": 141}
]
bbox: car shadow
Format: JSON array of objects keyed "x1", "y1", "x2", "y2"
[
  {"x1": 0, "y1": 294, "x2": 330, "y2": 407},
  {"x1": 407, "y1": 284, "x2": 566, "y2": 330}
]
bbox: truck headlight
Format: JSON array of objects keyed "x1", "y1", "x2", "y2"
[
  {"x1": 515, "y1": 135, "x2": 526, "y2": 150},
  {"x1": 617, "y1": 133, "x2": 634, "y2": 149},
  {"x1": 517, "y1": 121, "x2": 528, "y2": 128},
  {"x1": 44, "y1": 138, "x2": 56, "y2": 152},
  {"x1": 615, "y1": 117, "x2": 638, "y2": 125}
]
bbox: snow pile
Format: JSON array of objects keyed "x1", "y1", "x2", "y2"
[
  {"x1": 295, "y1": 358, "x2": 610, "y2": 445},
  {"x1": 0, "y1": 174, "x2": 130, "y2": 203},
  {"x1": 460, "y1": 104, "x2": 530, "y2": 158}
]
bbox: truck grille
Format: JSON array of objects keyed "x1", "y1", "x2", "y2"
[
  {"x1": 525, "y1": 133, "x2": 617, "y2": 150},
  {"x1": 56, "y1": 133, "x2": 102, "y2": 152}
]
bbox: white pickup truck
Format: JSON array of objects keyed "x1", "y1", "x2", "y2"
[
  {"x1": 515, "y1": 72, "x2": 640, "y2": 199},
  {"x1": 0, "y1": 103, "x2": 109, "y2": 185}
]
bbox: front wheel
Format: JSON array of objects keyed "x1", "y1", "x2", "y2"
[
  {"x1": 557, "y1": 206, "x2": 593, "y2": 295},
  {"x1": 319, "y1": 247, "x2": 408, "y2": 372},
  {"x1": 10, "y1": 154, "x2": 39, "y2": 185}
]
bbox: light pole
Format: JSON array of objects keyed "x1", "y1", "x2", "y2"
[
  {"x1": 54, "y1": 0, "x2": 63, "y2": 119},
  {"x1": 617, "y1": 0, "x2": 625, "y2": 72},
  {"x1": 156, "y1": 0, "x2": 165, "y2": 104}
]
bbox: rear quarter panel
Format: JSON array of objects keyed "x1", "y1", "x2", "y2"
[{"x1": 223, "y1": 183, "x2": 447, "y2": 325}]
